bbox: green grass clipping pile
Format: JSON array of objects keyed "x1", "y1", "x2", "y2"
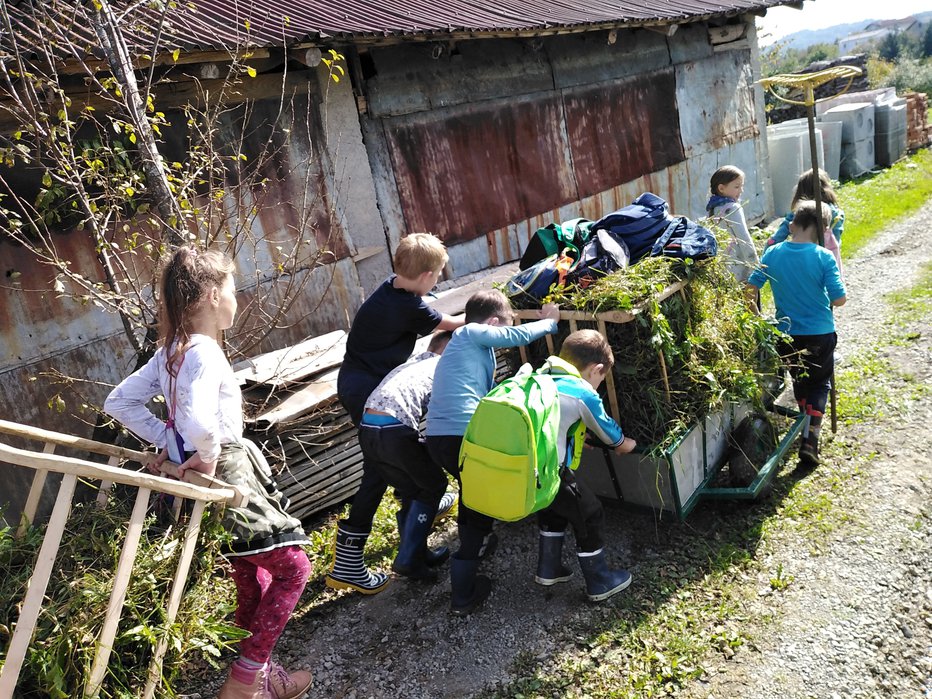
[{"x1": 517, "y1": 227, "x2": 784, "y2": 452}]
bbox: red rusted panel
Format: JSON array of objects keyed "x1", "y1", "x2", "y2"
[
  {"x1": 564, "y1": 70, "x2": 686, "y2": 198},
  {"x1": 384, "y1": 96, "x2": 578, "y2": 245}
]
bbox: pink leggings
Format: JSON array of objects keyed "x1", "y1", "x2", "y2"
[{"x1": 229, "y1": 546, "x2": 312, "y2": 663}]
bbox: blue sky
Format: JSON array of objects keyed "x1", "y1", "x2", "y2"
[{"x1": 756, "y1": 0, "x2": 932, "y2": 45}]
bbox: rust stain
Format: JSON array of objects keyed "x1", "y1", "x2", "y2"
[
  {"x1": 384, "y1": 95, "x2": 577, "y2": 246},
  {"x1": 563, "y1": 69, "x2": 685, "y2": 199}
]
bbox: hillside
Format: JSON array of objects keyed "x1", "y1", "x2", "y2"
[{"x1": 773, "y1": 10, "x2": 932, "y2": 52}]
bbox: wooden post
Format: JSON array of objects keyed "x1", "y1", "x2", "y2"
[
  {"x1": 16, "y1": 442, "x2": 55, "y2": 538},
  {"x1": 85, "y1": 486, "x2": 151, "y2": 698},
  {"x1": 142, "y1": 499, "x2": 207, "y2": 699},
  {"x1": 0, "y1": 474, "x2": 77, "y2": 696},
  {"x1": 597, "y1": 319, "x2": 622, "y2": 424},
  {"x1": 657, "y1": 350, "x2": 673, "y2": 403}
]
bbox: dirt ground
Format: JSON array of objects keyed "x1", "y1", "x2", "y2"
[{"x1": 184, "y1": 204, "x2": 932, "y2": 699}]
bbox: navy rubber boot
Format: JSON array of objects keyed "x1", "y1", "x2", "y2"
[
  {"x1": 577, "y1": 549, "x2": 632, "y2": 602},
  {"x1": 449, "y1": 555, "x2": 491, "y2": 616},
  {"x1": 534, "y1": 530, "x2": 574, "y2": 586},
  {"x1": 397, "y1": 498, "x2": 449, "y2": 567},
  {"x1": 392, "y1": 500, "x2": 438, "y2": 581}
]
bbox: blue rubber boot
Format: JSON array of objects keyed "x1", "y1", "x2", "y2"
[
  {"x1": 449, "y1": 555, "x2": 491, "y2": 616},
  {"x1": 392, "y1": 500, "x2": 438, "y2": 581},
  {"x1": 534, "y1": 530, "x2": 574, "y2": 586},
  {"x1": 577, "y1": 549, "x2": 632, "y2": 602},
  {"x1": 397, "y1": 498, "x2": 449, "y2": 567}
]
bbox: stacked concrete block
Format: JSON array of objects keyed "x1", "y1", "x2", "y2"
[
  {"x1": 766, "y1": 129, "x2": 805, "y2": 212},
  {"x1": 874, "y1": 97, "x2": 908, "y2": 167},
  {"x1": 819, "y1": 102, "x2": 875, "y2": 179}
]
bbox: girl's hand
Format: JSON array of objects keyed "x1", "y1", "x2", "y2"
[
  {"x1": 177, "y1": 453, "x2": 217, "y2": 479},
  {"x1": 540, "y1": 303, "x2": 560, "y2": 322},
  {"x1": 144, "y1": 449, "x2": 169, "y2": 475},
  {"x1": 614, "y1": 437, "x2": 637, "y2": 455}
]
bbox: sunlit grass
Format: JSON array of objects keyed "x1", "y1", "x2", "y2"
[{"x1": 837, "y1": 148, "x2": 932, "y2": 260}]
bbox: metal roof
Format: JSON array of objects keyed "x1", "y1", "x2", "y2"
[{"x1": 5, "y1": 0, "x2": 799, "y2": 54}]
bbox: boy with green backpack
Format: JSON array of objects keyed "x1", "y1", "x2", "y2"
[
  {"x1": 459, "y1": 329, "x2": 636, "y2": 602},
  {"x1": 532, "y1": 330, "x2": 637, "y2": 601}
]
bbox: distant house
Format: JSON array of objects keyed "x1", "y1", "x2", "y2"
[
  {"x1": 0, "y1": 0, "x2": 796, "y2": 519},
  {"x1": 839, "y1": 16, "x2": 924, "y2": 54}
]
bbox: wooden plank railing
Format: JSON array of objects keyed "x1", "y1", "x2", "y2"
[{"x1": 0, "y1": 419, "x2": 247, "y2": 699}]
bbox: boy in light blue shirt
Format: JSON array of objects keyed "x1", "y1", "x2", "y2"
[
  {"x1": 426, "y1": 289, "x2": 559, "y2": 616},
  {"x1": 746, "y1": 200, "x2": 847, "y2": 466}
]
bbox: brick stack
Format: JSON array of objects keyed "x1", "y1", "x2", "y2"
[{"x1": 905, "y1": 92, "x2": 931, "y2": 150}]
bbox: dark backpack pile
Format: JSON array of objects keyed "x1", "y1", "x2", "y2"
[
  {"x1": 650, "y1": 216, "x2": 718, "y2": 260},
  {"x1": 589, "y1": 192, "x2": 673, "y2": 264}
]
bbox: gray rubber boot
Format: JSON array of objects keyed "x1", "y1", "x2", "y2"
[
  {"x1": 577, "y1": 549, "x2": 632, "y2": 602},
  {"x1": 534, "y1": 530, "x2": 574, "y2": 586}
]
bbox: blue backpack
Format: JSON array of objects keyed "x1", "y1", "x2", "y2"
[
  {"x1": 650, "y1": 217, "x2": 718, "y2": 260},
  {"x1": 590, "y1": 192, "x2": 673, "y2": 264}
]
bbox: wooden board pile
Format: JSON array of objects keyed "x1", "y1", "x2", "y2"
[
  {"x1": 234, "y1": 331, "x2": 362, "y2": 521},
  {"x1": 905, "y1": 92, "x2": 931, "y2": 150}
]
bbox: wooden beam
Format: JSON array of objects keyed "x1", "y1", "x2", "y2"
[
  {"x1": 16, "y1": 442, "x2": 55, "y2": 538},
  {"x1": 85, "y1": 483, "x2": 150, "y2": 698},
  {"x1": 56, "y1": 48, "x2": 271, "y2": 76},
  {"x1": 708, "y1": 23, "x2": 747, "y2": 45}
]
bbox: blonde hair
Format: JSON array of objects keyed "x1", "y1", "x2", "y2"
[
  {"x1": 394, "y1": 233, "x2": 448, "y2": 279},
  {"x1": 560, "y1": 329, "x2": 614, "y2": 371}
]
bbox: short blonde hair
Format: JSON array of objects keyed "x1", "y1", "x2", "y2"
[
  {"x1": 560, "y1": 330, "x2": 614, "y2": 371},
  {"x1": 394, "y1": 233, "x2": 448, "y2": 279}
]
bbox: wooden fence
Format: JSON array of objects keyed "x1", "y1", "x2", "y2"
[{"x1": 0, "y1": 419, "x2": 246, "y2": 699}]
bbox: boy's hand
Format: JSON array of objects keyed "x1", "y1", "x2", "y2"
[
  {"x1": 614, "y1": 437, "x2": 637, "y2": 455},
  {"x1": 178, "y1": 453, "x2": 217, "y2": 479},
  {"x1": 539, "y1": 303, "x2": 560, "y2": 322}
]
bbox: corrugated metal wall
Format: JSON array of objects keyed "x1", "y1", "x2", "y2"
[{"x1": 362, "y1": 19, "x2": 772, "y2": 278}]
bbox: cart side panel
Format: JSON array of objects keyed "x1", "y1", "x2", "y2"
[
  {"x1": 576, "y1": 449, "x2": 676, "y2": 513},
  {"x1": 669, "y1": 422, "x2": 705, "y2": 512}
]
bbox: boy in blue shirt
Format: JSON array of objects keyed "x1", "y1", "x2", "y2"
[
  {"x1": 328, "y1": 233, "x2": 464, "y2": 595},
  {"x1": 426, "y1": 289, "x2": 559, "y2": 615},
  {"x1": 536, "y1": 330, "x2": 638, "y2": 601},
  {"x1": 746, "y1": 201, "x2": 847, "y2": 466}
]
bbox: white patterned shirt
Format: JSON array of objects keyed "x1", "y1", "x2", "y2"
[{"x1": 364, "y1": 352, "x2": 439, "y2": 432}]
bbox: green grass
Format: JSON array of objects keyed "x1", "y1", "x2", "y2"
[{"x1": 836, "y1": 148, "x2": 932, "y2": 260}]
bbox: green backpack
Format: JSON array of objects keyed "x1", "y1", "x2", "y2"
[{"x1": 458, "y1": 370, "x2": 562, "y2": 521}]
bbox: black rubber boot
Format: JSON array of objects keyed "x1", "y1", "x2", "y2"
[
  {"x1": 449, "y1": 555, "x2": 491, "y2": 616},
  {"x1": 392, "y1": 500, "x2": 438, "y2": 581},
  {"x1": 324, "y1": 520, "x2": 389, "y2": 594},
  {"x1": 577, "y1": 549, "x2": 632, "y2": 602},
  {"x1": 534, "y1": 530, "x2": 574, "y2": 586},
  {"x1": 798, "y1": 432, "x2": 821, "y2": 467}
]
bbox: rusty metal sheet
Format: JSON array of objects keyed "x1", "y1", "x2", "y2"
[
  {"x1": 548, "y1": 29, "x2": 671, "y2": 90},
  {"x1": 383, "y1": 95, "x2": 579, "y2": 246},
  {"x1": 563, "y1": 69, "x2": 686, "y2": 199},
  {"x1": 676, "y1": 50, "x2": 760, "y2": 157}
]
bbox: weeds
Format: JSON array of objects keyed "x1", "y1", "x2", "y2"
[{"x1": 0, "y1": 500, "x2": 243, "y2": 698}]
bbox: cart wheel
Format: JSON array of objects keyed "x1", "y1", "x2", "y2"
[{"x1": 728, "y1": 413, "x2": 779, "y2": 495}]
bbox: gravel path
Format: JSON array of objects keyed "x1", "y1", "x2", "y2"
[
  {"x1": 686, "y1": 203, "x2": 932, "y2": 698},
  {"x1": 185, "y1": 204, "x2": 932, "y2": 699}
]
